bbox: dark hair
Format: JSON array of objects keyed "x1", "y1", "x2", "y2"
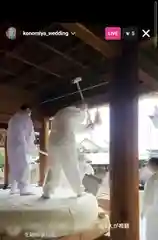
[
  {"x1": 20, "y1": 104, "x2": 31, "y2": 111},
  {"x1": 148, "y1": 157, "x2": 158, "y2": 167}
]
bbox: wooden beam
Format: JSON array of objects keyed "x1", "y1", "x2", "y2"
[
  {"x1": 0, "y1": 67, "x2": 17, "y2": 77},
  {"x1": 61, "y1": 23, "x2": 158, "y2": 94},
  {"x1": 0, "y1": 102, "x2": 26, "y2": 115},
  {"x1": 0, "y1": 85, "x2": 35, "y2": 103},
  {"x1": 0, "y1": 23, "x2": 59, "y2": 86},
  {"x1": 12, "y1": 68, "x2": 51, "y2": 86},
  {"x1": 110, "y1": 42, "x2": 139, "y2": 240},
  {"x1": 139, "y1": 69, "x2": 158, "y2": 90},
  {"x1": 0, "y1": 98, "x2": 34, "y2": 117},
  {"x1": 11, "y1": 38, "x2": 100, "y2": 87},
  {"x1": 0, "y1": 123, "x2": 8, "y2": 129},
  {"x1": 61, "y1": 23, "x2": 118, "y2": 58},
  {"x1": 0, "y1": 114, "x2": 12, "y2": 123},
  {"x1": 139, "y1": 52, "x2": 158, "y2": 90},
  {"x1": 36, "y1": 40, "x2": 89, "y2": 70},
  {"x1": 0, "y1": 86, "x2": 42, "y2": 124},
  {"x1": 61, "y1": 23, "x2": 157, "y2": 93},
  {"x1": 5, "y1": 52, "x2": 62, "y2": 79},
  {"x1": 138, "y1": 39, "x2": 158, "y2": 90}
]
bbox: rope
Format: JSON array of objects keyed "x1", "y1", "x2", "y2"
[{"x1": 40, "y1": 81, "x2": 109, "y2": 104}]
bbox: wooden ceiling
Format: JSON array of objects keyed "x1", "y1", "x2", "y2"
[{"x1": 0, "y1": 22, "x2": 158, "y2": 124}]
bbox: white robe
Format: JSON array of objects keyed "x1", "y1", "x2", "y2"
[
  {"x1": 141, "y1": 172, "x2": 158, "y2": 240},
  {"x1": 43, "y1": 106, "x2": 92, "y2": 197},
  {"x1": 7, "y1": 112, "x2": 37, "y2": 191}
]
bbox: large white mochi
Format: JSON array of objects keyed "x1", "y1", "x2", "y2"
[{"x1": 0, "y1": 187, "x2": 98, "y2": 237}]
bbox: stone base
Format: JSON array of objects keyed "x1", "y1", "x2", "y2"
[
  {"x1": 0, "y1": 207, "x2": 110, "y2": 240},
  {"x1": 0, "y1": 187, "x2": 100, "y2": 238}
]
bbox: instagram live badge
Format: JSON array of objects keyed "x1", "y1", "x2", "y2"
[{"x1": 105, "y1": 27, "x2": 121, "y2": 40}]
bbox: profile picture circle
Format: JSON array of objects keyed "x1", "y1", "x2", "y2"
[{"x1": 6, "y1": 27, "x2": 16, "y2": 40}]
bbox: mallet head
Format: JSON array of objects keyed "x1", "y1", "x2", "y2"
[{"x1": 72, "y1": 77, "x2": 82, "y2": 84}]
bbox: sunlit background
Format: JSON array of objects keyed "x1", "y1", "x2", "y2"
[{"x1": 76, "y1": 94, "x2": 158, "y2": 163}]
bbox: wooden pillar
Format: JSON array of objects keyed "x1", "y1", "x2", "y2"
[
  {"x1": 4, "y1": 136, "x2": 9, "y2": 188},
  {"x1": 39, "y1": 118, "x2": 49, "y2": 186},
  {"x1": 110, "y1": 42, "x2": 139, "y2": 240}
]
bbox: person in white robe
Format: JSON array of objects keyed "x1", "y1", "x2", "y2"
[
  {"x1": 58, "y1": 151, "x2": 94, "y2": 191},
  {"x1": 7, "y1": 104, "x2": 38, "y2": 195},
  {"x1": 42, "y1": 105, "x2": 94, "y2": 198},
  {"x1": 141, "y1": 157, "x2": 158, "y2": 240}
]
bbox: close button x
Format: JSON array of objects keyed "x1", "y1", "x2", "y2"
[{"x1": 142, "y1": 29, "x2": 150, "y2": 38}]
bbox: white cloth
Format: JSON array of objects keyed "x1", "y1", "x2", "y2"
[
  {"x1": 141, "y1": 172, "x2": 158, "y2": 240},
  {"x1": 7, "y1": 112, "x2": 37, "y2": 192},
  {"x1": 43, "y1": 106, "x2": 90, "y2": 197}
]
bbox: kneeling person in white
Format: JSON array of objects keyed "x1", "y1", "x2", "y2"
[{"x1": 7, "y1": 104, "x2": 38, "y2": 195}]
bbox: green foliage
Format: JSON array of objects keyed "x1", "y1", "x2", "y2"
[{"x1": 0, "y1": 151, "x2": 4, "y2": 168}]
